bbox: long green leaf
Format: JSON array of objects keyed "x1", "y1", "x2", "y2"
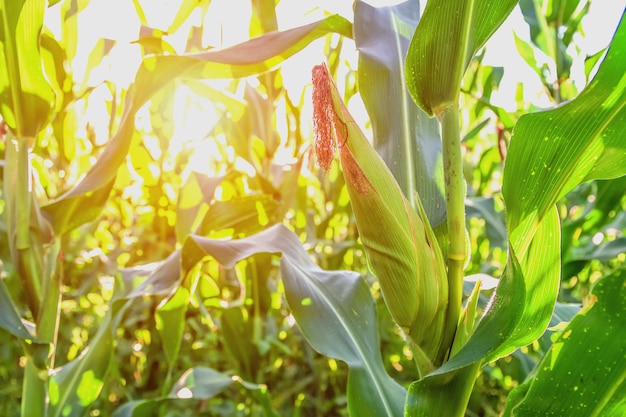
[
  {"x1": 354, "y1": 0, "x2": 445, "y2": 227},
  {"x1": 0, "y1": 0, "x2": 54, "y2": 135},
  {"x1": 405, "y1": 0, "x2": 518, "y2": 116},
  {"x1": 155, "y1": 286, "x2": 190, "y2": 367},
  {"x1": 426, "y1": 2, "x2": 625, "y2": 378},
  {"x1": 42, "y1": 14, "x2": 352, "y2": 235},
  {"x1": 48, "y1": 313, "x2": 114, "y2": 417},
  {"x1": 504, "y1": 12, "x2": 626, "y2": 255},
  {"x1": 451, "y1": 12, "x2": 626, "y2": 367},
  {"x1": 434, "y1": 212, "x2": 559, "y2": 373},
  {"x1": 503, "y1": 269, "x2": 626, "y2": 416},
  {"x1": 183, "y1": 224, "x2": 406, "y2": 417}
]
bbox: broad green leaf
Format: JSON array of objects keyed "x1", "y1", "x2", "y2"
[
  {"x1": 221, "y1": 307, "x2": 260, "y2": 382},
  {"x1": 43, "y1": 14, "x2": 352, "y2": 235},
  {"x1": 175, "y1": 172, "x2": 224, "y2": 243},
  {"x1": 405, "y1": 0, "x2": 518, "y2": 116},
  {"x1": 114, "y1": 224, "x2": 405, "y2": 415},
  {"x1": 354, "y1": 0, "x2": 446, "y2": 227},
  {"x1": 0, "y1": 0, "x2": 55, "y2": 135},
  {"x1": 48, "y1": 313, "x2": 114, "y2": 417},
  {"x1": 198, "y1": 194, "x2": 279, "y2": 237},
  {"x1": 504, "y1": 14, "x2": 626, "y2": 253},
  {"x1": 405, "y1": 362, "x2": 481, "y2": 416},
  {"x1": 312, "y1": 63, "x2": 450, "y2": 369},
  {"x1": 503, "y1": 269, "x2": 626, "y2": 416},
  {"x1": 183, "y1": 224, "x2": 406, "y2": 417},
  {"x1": 433, "y1": 206, "x2": 561, "y2": 373},
  {"x1": 155, "y1": 286, "x2": 190, "y2": 366},
  {"x1": 423, "y1": 3, "x2": 625, "y2": 389}
]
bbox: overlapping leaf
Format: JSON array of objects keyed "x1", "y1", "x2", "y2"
[
  {"x1": 354, "y1": 0, "x2": 445, "y2": 227},
  {"x1": 183, "y1": 224, "x2": 406, "y2": 417},
  {"x1": 43, "y1": 14, "x2": 353, "y2": 235},
  {"x1": 405, "y1": 3, "x2": 625, "y2": 416},
  {"x1": 405, "y1": 0, "x2": 517, "y2": 116},
  {"x1": 503, "y1": 269, "x2": 626, "y2": 416},
  {"x1": 313, "y1": 63, "x2": 450, "y2": 369},
  {"x1": 504, "y1": 12, "x2": 626, "y2": 252}
]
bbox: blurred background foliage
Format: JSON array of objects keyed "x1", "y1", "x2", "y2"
[{"x1": 0, "y1": 0, "x2": 624, "y2": 416}]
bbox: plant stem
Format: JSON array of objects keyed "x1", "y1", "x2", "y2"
[{"x1": 439, "y1": 105, "x2": 465, "y2": 356}]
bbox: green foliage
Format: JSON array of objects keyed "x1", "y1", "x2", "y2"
[
  {"x1": 503, "y1": 269, "x2": 626, "y2": 416},
  {"x1": 0, "y1": 0, "x2": 624, "y2": 416}
]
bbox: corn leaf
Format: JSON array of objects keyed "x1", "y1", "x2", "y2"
[
  {"x1": 155, "y1": 286, "x2": 190, "y2": 367},
  {"x1": 504, "y1": 12, "x2": 626, "y2": 254},
  {"x1": 405, "y1": 0, "x2": 517, "y2": 116},
  {"x1": 0, "y1": 278, "x2": 40, "y2": 341},
  {"x1": 0, "y1": 0, "x2": 55, "y2": 135},
  {"x1": 42, "y1": 14, "x2": 352, "y2": 235},
  {"x1": 430, "y1": 8, "x2": 626, "y2": 374},
  {"x1": 183, "y1": 224, "x2": 406, "y2": 417},
  {"x1": 48, "y1": 313, "x2": 114, "y2": 417},
  {"x1": 106, "y1": 223, "x2": 405, "y2": 416},
  {"x1": 502, "y1": 269, "x2": 626, "y2": 416},
  {"x1": 354, "y1": 0, "x2": 445, "y2": 227}
]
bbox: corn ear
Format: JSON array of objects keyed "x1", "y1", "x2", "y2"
[{"x1": 312, "y1": 63, "x2": 450, "y2": 368}]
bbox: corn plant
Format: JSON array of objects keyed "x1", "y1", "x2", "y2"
[
  {"x1": 1, "y1": 0, "x2": 625, "y2": 416},
  {"x1": 307, "y1": 0, "x2": 626, "y2": 415}
]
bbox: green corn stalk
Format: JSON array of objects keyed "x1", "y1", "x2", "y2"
[
  {"x1": 312, "y1": 63, "x2": 453, "y2": 375},
  {"x1": 1, "y1": 0, "x2": 59, "y2": 415}
]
